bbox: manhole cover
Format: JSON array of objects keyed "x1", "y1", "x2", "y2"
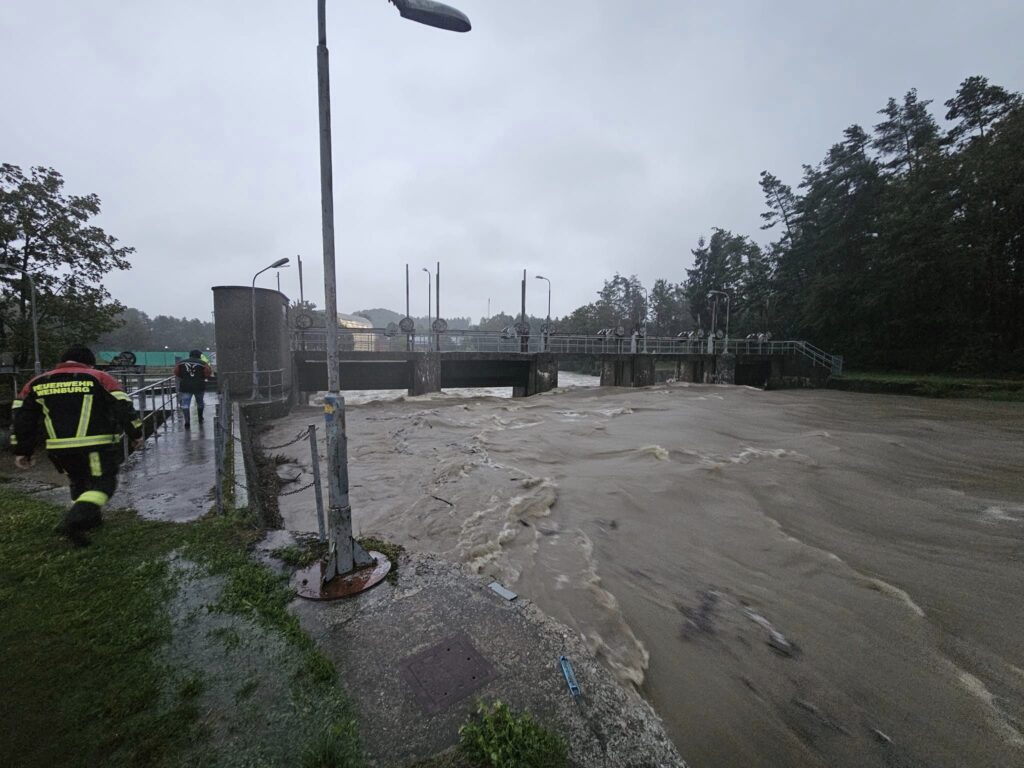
[{"x1": 399, "y1": 634, "x2": 497, "y2": 714}]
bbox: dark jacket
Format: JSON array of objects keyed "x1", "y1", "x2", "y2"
[
  {"x1": 174, "y1": 357, "x2": 212, "y2": 394},
  {"x1": 11, "y1": 362, "x2": 143, "y2": 456}
]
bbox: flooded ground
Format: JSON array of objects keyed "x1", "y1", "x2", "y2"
[{"x1": 265, "y1": 383, "x2": 1024, "y2": 768}]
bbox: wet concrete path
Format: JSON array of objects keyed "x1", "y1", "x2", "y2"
[{"x1": 118, "y1": 396, "x2": 218, "y2": 521}]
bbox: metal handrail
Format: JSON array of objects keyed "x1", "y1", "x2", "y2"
[
  {"x1": 289, "y1": 329, "x2": 843, "y2": 372},
  {"x1": 123, "y1": 375, "x2": 179, "y2": 458}
]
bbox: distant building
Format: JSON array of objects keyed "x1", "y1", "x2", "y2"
[{"x1": 338, "y1": 313, "x2": 376, "y2": 352}]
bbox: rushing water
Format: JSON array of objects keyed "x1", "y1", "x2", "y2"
[
  {"x1": 330, "y1": 370, "x2": 600, "y2": 405},
  {"x1": 267, "y1": 384, "x2": 1024, "y2": 768}
]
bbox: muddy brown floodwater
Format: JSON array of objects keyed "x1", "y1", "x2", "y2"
[{"x1": 266, "y1": 383, "x2": 1024, "y2": 768}]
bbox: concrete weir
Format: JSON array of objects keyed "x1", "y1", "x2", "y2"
[{"x1": 293, "y1": 351, "x2": 560, "y2": 398}]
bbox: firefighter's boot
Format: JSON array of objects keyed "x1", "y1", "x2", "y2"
[{"x1": 55, "y1": 501, "x2": 102, "y2": 547}]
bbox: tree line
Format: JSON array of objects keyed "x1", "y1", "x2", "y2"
[{"x1": 553, "y1": 76, "x2": 1024, "y2": 372}]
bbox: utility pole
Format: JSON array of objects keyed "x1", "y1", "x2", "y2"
[
  {"x1": 435, "y1": 261, "x2": 441, "y2": 351},
  {"x1": 298, "y1": 254, "x2": 304, "y2": 304}
]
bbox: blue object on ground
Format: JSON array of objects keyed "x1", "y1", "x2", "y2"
[{"x1": 559, "y1": 655, "x2": 581, "y2": 698}]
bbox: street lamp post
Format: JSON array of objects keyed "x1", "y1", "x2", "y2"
[
  {"x1": 707, "y1": 290, "x2": 730, "y2": 353},
  {"x1": 535, "y1": 275, "x2": 551, "y2": 351},
  {"x1": 251, "y1": 258, "x2": 290, "y2": 399},
  {"x1": 0, "y1": 266, "x2": 41, "y2": 375},
  {"x1": 422, "y1": 267, "x2": 432, "y2": 350},
  {"x1": 638, "y1": 285, "x2": 649, "y2": 353},
  {"x1": 313, "y1": 0, "x2": 471, "y2": 587}
]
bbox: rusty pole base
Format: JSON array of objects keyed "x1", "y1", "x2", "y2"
[{"x1": 293, "y1": 551, "x2": 392, "y2": 601}]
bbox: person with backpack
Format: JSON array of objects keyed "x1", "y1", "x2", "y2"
[{"x1": 173, "y1": 349, "x2": 212, "y2": 429}]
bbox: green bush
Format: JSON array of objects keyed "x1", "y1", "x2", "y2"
[{"x1": 458, "y1": 701, "x2": 567, "y2": 768}]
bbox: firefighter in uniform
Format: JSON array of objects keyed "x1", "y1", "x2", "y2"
[
  {"x1": 11, "y1": 346, "x2": 144, "y2": 545},
  {"x1": 173, "y1": 349, "x2": 212, "y2": 429}
]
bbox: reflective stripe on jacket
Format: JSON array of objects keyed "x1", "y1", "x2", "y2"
[{"x1": 11, "y1": 362, "x2": 143, "y2": 456}]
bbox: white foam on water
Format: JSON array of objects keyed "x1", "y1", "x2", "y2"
[
  {"x1": 980, "y1": 506, "x2": 1022, "y2": 523},
  {"x1": 638, "y1": 445, "x2": 670, "y2": 461},
  {"x1": 863, "y1": 577, "x2": 926, "y2": 618},
  {"x1": 956, "y1": 669, "x2": 1024, "y2": 747}
]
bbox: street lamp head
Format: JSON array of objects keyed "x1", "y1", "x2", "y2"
[
  {"x1": 535, "y1": 275, "x2": 546, "y2": 281},
  {"x1": 389, "y1": 0, "x2": 471, "y2": 32},
  {"x1": 422, "y1": 267, "x2": 430, "y2": 274},
  {"x1": 270, "y1": 257, "x2": 290, "y2": 269}
]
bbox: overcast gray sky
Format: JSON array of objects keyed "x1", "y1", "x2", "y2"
[{"x1": 3, "y1": 1, "x2": 1022, "y2": 323}]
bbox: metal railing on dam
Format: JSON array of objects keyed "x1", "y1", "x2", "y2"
[{"x1": 291, "y1": 329, "x2": 843, "y2": 374}]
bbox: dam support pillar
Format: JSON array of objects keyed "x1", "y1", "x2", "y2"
[
  {"x1": 514, "y1": 353, "x2": 559, "y2": 398},
  {"x1": 599, "y1": 356, "x2": 654, "y2": 388},
  {"x1": 409, "y1": 353, "x2": 441, "y2": 396},
  {"x1": 681, "y1": 359, "x2": 698, "y2": 383},
  {"x1": 717, "y1": 353, "x2": 736, "y2": 385},
  {"x1": 633, "y1": 356, "x2": 656, "y2": 387}
]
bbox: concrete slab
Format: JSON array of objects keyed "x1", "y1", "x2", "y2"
[{"x1": 291, "y1": 553, "x2": 685, "y2": 768}]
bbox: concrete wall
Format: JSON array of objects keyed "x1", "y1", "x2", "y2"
[
  {"x1": 212, "y1": 286, "x2": 292, "y2": 398},
  {"x1": 767, "y1": 355, "x2": 832, "y2": 389}
]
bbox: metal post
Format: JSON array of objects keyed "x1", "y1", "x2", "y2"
[
  {"x1": 640, "y1": 286, "x2": 649, "y2": 353},
  {"x1": 435, "y1": 261, "x2": 440, "y2": 351},
  {"x1": 214, "y1": 404, "x2": 224, "y2": 515},
  {"x1": 422, "y1": 267, "x2": 431, "y2": 351},
  {"x1": 546, "y1": 282, "x2": 551, "y2": 351},
  {"x1": 308, "y1": 424, "x2": 326, "y2": 542},
  {"x1": 405, "y1": 264, "x2": 411, "y2": 352},
  {"x1": 322, "y1": 394, "x2": 372, "y2": 579},
  {"x1": 318, "y1": 0, "x2": 340, "y2": 396},
  {"x1": 27, "y1": 274, "x2": 40, "y2": 375},
  {"x1": 298, "y1": 254, "x2": 304, "y2": 304},
  {"x1": 251, "y1": 276, "x2": 259, "y2": 399},
  {"x1": 520, "y1": 269, "x2": 528, "y2": 353}
]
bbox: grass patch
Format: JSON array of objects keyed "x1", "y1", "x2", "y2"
[
  {"x1": 0, "y1": 486, "x2": 363, "y2": 767},
  {"x1": 457, "y1": 701, "x2": 568, "y2": 768},
  {"x1": 358, "y1": 537, "x2": 405, "y2": 585},
  {"x1": 831, "y1": 371, "x2": 1024, "y2": 401}
]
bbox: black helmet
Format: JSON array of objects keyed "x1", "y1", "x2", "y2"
[{"x1": 190, "y1": 349, "x2": 202, "y2": 358}]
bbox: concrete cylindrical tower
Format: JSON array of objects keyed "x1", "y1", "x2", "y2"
[{"x1": 212, "y1": 286, "x2": 291, "y2": 398}]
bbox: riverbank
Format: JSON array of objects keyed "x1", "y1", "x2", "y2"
[
  {"x1": 0, "y1": 464, "x2": 682, "y2": 767},
  {"x1": 0, "y1": 482, "x2": 363, "y2": 767},
  {"x1": 829, "y1": 371, "x2": 1024, "y2": 400}
]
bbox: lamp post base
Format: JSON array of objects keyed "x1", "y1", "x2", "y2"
[{"x1": 293, "y1": 551, "x2": 391, "y2": 600}]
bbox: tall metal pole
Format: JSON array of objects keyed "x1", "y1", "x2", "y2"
[
  {"x1": 435, "y1": 261, "x2": 440, "y2": 351},
  {"x1": 27, "y1": 274, "x2": 40, "y2": 375},
  {"x1": 535, "y1": 275, "x2": 550, "y2": 351},
  {"x1": 423, "y1": 267, "x2": 431, "y2": 348},
  {"x1": 318, "y1": 0, "x2": 340, "y2": 395},
  {"x1": 639, "y1": 285, "x2": 649, "y2": 353},
  {"x1": 520, "y1": 269, "x2": 528, "y2": 353},
  {"x1": 251, "y1": 274, "x2": 259, "y2": 399},
  {"x1": 298, "y1": 254, "x2": 305, "y2": 304},
  {"x1": 520, "y1": 270, "x2": 526, "y2": 324},
  {"x1": 405, "y1": 263, "x2": 411, "y2": 351},
  {"x1": 316, "y1": 0, "x2": 371, "y2": 581}
]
